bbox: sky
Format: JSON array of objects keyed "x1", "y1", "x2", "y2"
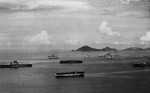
[{"x1": 0, "y1": 0, "x2": 150, "y2": 50}]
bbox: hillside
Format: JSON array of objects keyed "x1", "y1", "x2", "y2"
[
  {"x1": 76, "y1": 46, "x2": 100, "y2": 51},
  {"x1": 101, "y1": 47, "x2": 117, "y2": 51},
  {"x1": 76, "y1": 46, "x2": 117, "y2": 51},
  {"x1": 123, "y1": 47, "x2": 144, "y2": 51}
]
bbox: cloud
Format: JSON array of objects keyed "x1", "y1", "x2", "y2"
[
  {"x1": 114, "y1": 41, "x2": 126, "y2": 45},
  {"x1": 141, "y1": 41, "x2": 145, "y2": 44},
  {"x1": 102, "y1": 0, "x2": 150, "y2": 19},
  {"x1": 27, "y1": 31, "x2": 55, "y2": 45},
  {"x1": 116, "y1": 10, "x2": 141, "y2": 17},
  {"x1": 66, "y1": 39, "x2": 81, "y2": 45},
  {"x1": 0, "y1": 33, "x2": 11, "y2": 46},
  {"x1": 120, "y1": 0, "x2": 140, "y2": 4},
  {"x1": 99, "y1": 21, "x2": 120, "y2": 36},
  {"x1": 0, "y1": 0, "x2": 91, "y2": 12},
  {"x1": 95, "y1": 40, "x2": 101, "y2": 44},
  {"x1": 140, "y1": 31, "x2": 150, "y2": 41}
]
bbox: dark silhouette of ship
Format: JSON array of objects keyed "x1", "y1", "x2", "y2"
[
  {"x1": 60, "y1": 60, "x2": 82, "y2": 64},
  {"x1": 133, "y1": 60, "x2": 150, "y2": 67},
  {"x1": 55, "y1": 71, "x2": 85, "y2": 78},
  {"x1": 0, "y1": 61, "x2": 32, "y2": 68}
]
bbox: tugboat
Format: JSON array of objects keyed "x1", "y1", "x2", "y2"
[
  {"x1": 55, "y1": 71, "x2": 85, "y2": 78},
  {"x1": 133, "y1": 60, "x2": 150, "y2": 67},
  {"x1": 60, "y1": 60, "x2": 82, "y2": 64},
  {"x1": 0, "y1": 61, "x2": 32, "y2": 68}
]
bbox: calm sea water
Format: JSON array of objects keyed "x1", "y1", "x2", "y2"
[{"x1": 0, "y1": 50, "x2": 150, "y2": 93}]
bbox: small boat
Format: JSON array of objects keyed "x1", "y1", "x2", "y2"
[
  {"x1": 0, "y1": 61, "x2": 32, "y2": 68},
  {"x1": 55, "y1": 71, "x2": 85, "y2": 78},
  {"x1": 133, "y1": 60, "x2": 150, "y2": 67},
  {"x1": 60, "y1": 60, "x2": 82, "y2": 64}
]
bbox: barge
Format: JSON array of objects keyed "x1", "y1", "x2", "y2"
[
  {"x1": 0, "y1": 61, "x2": 32, "y2": 68},
  {"x1": 55, "y1": 71, "x2": 85, "y2": 78},
  {"x1": 60, "y1": 60, "x2": 82, "y2": 64}
]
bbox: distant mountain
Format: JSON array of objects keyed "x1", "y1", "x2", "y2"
[
  {"x1": 76, "y1": 46, "x2": 100, "y2": 51},
  {"x1": 76, "y1": 46, "x2": 150, "y2": 52},
  {"x1": 101, "y1": 47, "x2": 117, "y2": 51},
  {"x1": 76, "y1": 46, "x2": 117, "y2": 51},
  {"x1": 144, "y1": 48, "x2": 150, "y2": 50},
  {"x1": 123, "y1": 47, "x2": 144, "y2": 51}
]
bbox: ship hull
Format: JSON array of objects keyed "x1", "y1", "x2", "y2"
[
  {"x1": 60, "y1": 60, "x2": 82, "y2": 64},
  {"x1": 133, "y1": 63, "x2": 150, "y2": 67},
  {"x1": 0, "y1": 64, "x2": 32, "y2": 68},
  {"x1": 55, "y1": 71, "x2": 85, "y2": 78}
]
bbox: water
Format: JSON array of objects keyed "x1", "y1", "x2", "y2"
[{"x1": 0, "y1": 50, "x2": 150, "y2": 93}]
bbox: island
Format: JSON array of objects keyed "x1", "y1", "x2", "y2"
[{"x1": 75, "y1": 46, "x2": 117, "y2": 52}]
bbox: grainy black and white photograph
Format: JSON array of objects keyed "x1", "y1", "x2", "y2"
[{"x1": 0, "y1": 0, "x2": 150, "y2": 93}]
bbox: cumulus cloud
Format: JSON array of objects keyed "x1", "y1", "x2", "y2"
[
  {"x1": 0, "y1": 0, "x2": 91, "y2": 11},
  {"x1": 0, "y1": 33, "x2": 11, "y2": 46},
  {"x1": 27, "y1": 31, "x2": 55, "y2": 45},
  {"x1": 141, "y1": 41, "x2": 145, "y2": 44},
  {"x1": 140, "y1": 31, "x2": 150, "y2": 41},
  {"x1": 95, "y1": 40, "x2": 101, "y2": 44},
  {"x1": 114, "y1": 41, "x2": 126, "y2": 45},
  {"x1": 66, "y1": 39, "x2": 81, "y2": 45},
  {"x1": 99, "y1": 21, "x2": 120, "y2": 36},
  {"x1": 120, "y1": 0, "x2": 140, "y2": 4}
]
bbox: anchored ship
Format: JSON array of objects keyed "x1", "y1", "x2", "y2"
[
  {"x1": 55, "y1": 71, "x2": 85, "y2": 78},
  {"x1": 0, "y1": 61, "x2": 32, "y2": 68},
  {"x1": 60, "y1": 60, "x2": 82, "y2": 64}
]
